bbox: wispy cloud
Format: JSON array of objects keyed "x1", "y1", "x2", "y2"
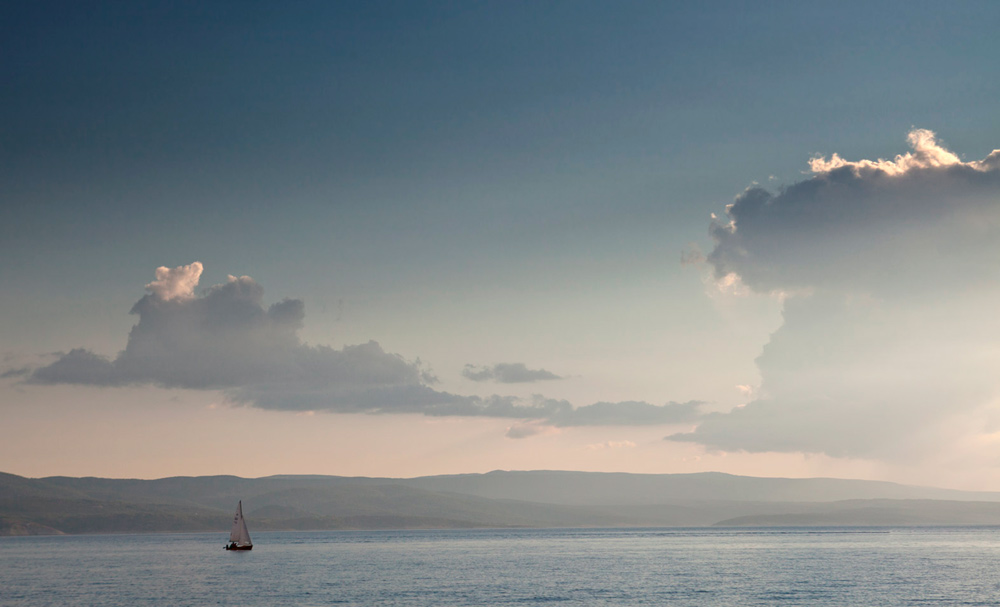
[
  {"x1": 0, "y1": 367, "x2": 30, "y2": 379},
  {"x1": 503, "y1": 398, "x2": 703, "y2": 439},
  {"x1": 586, "y1": 440, "x2": 636, "y2": 450},
  {"x1": 462, "y1": 362, "x2": 562, "y2": 383},
  {"x1": 548, "y1": 399, "x2": 701, "y2": 427},
  {"x1": 505, "y1": 421, "x2": 561, "y2": 439}
]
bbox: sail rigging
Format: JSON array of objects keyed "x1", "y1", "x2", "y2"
[{"x1": 226, "y1": 500, "x2": 253, "y2": 550}]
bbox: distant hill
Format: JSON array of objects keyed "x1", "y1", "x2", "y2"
[
  {"x1": 4, "y1": 470, "x2": 1000, "y2": 536},
  {"x1": 394, "y1": 470, "x2": 1000, "y2": 505},
  {"x1": 714, "y1": 499, "x2": 1000, "y2": 526}
]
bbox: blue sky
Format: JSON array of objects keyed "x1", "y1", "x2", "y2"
[{"x1": 4, "y1": 1, "x2": 1000, "y2": 486}]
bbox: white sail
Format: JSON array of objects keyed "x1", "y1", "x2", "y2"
[{"x1": 229, "y1": 500, "x2": 252, "y2": 546}]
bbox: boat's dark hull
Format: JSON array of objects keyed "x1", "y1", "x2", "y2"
[{"x1": 225, "y1": 545, "x2": 253, "y2": 551}]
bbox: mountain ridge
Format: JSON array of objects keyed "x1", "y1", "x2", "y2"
[{"x1": 4, "y1": 470, "x2": 1000, "y2": 536}]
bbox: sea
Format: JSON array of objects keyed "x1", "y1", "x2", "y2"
[{"x1": 3, "y1": 527, "x2": 1000, "y2": 606}]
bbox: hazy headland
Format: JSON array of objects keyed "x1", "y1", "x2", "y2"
[{"x1": 5, "y1": 470, "x2": 1000, "y2": 536}]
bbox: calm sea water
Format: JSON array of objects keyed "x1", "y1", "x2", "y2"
[{"x1": 4, "y1": 527, "x2": 1000, "y2": 606}]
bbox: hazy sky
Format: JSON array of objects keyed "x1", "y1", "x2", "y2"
[{"x1": 4, "y1": 1, "x2": 1000, "y2": 488}]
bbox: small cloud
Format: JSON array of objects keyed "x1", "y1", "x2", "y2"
[
  {"x1": 505, "y1": 421, "x2": 559, "y2": 439},
  {"x1": 31, "y1": 348, "x2": 117, "y2": 386},
  {"x1": 548, "y1": 399, "x2": 703, "y2": 427},
  {"x1": 462, "y1": 362, "x2": 563, "y2": 383},
  {"x1": 0, "y1": 367, "x2": 30, "y2": 379},
  {"x1": 680, "y1": 245, "x2": 705, "y2": 266}
]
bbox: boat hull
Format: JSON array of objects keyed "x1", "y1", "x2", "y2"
[{"x1": 227, "y1": 500, "x2": 253, "y2": 550}]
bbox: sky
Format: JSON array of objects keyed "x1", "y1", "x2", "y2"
[{"x1": 4, "y1": 1, "x2": 1000, "y2": 488}]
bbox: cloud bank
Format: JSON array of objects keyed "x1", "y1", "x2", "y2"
[
  {"x1": 462, "y1": 363, "x2": 563, "y2": 383},
  {"x1": 29, "y1": 264, "x2": 701, "y2": 432},
  {"x1": 673, "y1": 129, "x2": 1000, "y2": 460}
]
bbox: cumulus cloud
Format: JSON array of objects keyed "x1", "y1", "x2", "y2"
[
  {"x1": 673, "y1": 129, "x2": 1000, "y2": 460},
  {"x1": 29, "y1": 264, "x2": 459, "y2": 413},
  {"x1": 708, "y1": 129, "x2": 1000, "y2": 296},
  {"x1": 145, "y1": 262, "x2": 203, "y2": 300},
  {"x1": 806, "y1": 129, "x2": 1000, "y2": 176},
  {"x1": 462, "y1": 362, "x2": 563, "y2": 383},
  {"x1": 28, "y1": 264, "x2": 706, "y2": 430}
]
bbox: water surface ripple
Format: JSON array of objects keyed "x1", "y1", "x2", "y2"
[{"x1": 4, "y1": 527, "x2": 1000, "y2": 606}]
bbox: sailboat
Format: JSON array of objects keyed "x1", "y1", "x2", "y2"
[{"x1": 225, "y1": 500, "x2": 253, "y2": 551}]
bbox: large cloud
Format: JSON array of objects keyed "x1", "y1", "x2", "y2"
[
  {"x1": 707, "y1": 129, "x2": 1000, "y2": 296},
  {"x1": 28, "y1": 264, "x2": 703, "y2": 430},
  {"x1": 30, "y1": 269, "x2": 454, "y2": 412},
  {"x1": 672, "y1": 130, "x2": 1000, "y2": 460}
]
